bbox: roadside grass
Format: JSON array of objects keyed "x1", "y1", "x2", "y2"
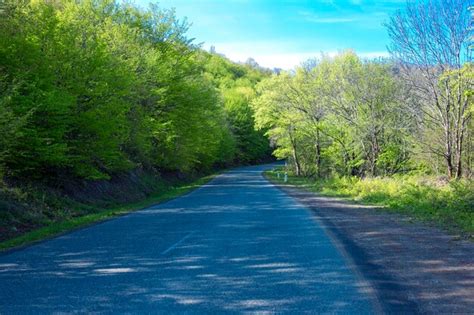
[
  {"x1": 265, "y1": 168, "x2": 474, "y2": 237},
  {"x1": 0, "y1": 174, "x2": 215, "y2": 252}
]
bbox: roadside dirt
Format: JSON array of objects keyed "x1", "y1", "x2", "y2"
[{"x1": 274, "y1": 183, "x2": 474, "y2": 314}]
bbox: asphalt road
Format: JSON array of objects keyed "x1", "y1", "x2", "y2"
[{"x1": 0, "y1": 164, "x2": 378, "y2": 313}]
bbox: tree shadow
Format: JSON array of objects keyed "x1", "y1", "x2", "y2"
[{"x1": 0, "y1": 164, "x2": 377, "y2": 313}]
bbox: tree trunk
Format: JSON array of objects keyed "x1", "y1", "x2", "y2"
[
  {"x1": 454, "y1": 127, "x2": 465, "y2": 179},
  {"x1": 467, "y1": 127, "x2": 472, "y2": 178},
  {"x1": 368, "y1": 130, "x2": 380, "y2": 177},
  {"x1": 445, "y1": 152, "x2": 454, "y2": 179},
  {"x1": 289, "y1": 126, "x2": 301, "y2": 176},
  {"x1": 444, "y1": 121, "x2": 454, "y2": 179},
  {"x1": 315, "y1": 128, "x2": 321, "y2": 178},
  {"x1": 292, "y1": 147, "x2": 301, "y2": 176}
]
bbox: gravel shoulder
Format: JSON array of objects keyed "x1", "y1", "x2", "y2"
[{"x1": 272, "y1": 181, "x2": 474, "y2": 314}]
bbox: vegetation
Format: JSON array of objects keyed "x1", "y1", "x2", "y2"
[
  {"x1": 266, "y1": 169, "x2": 474, "y2": 235},
  {"x1": 253, "y1": 0, "x2": 472, "y2": 234},
  {"x1": 253, "y1": 0, "x2": 472, "y2": 180},
  {"x1": 0, "y1": 173, "x2": 216, "y2": 251},
  {"x1": 0, "y1": 0, "x2": 472, "y2": 244},
  {"x1": 0, "y1": 0, "x2": 270, "y2": 181},
  {"x1": 0, "y1": 0, "x2": 271, "y2": 244}
]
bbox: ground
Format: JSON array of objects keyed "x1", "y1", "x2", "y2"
[
  {"x1": 273, "y1": 182, "x2": 474, "y2": 314},
  {"x1": 0, "y1": 164, "x2": 472, "y2": 313}
]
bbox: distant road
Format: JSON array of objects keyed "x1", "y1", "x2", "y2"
[{"x1": 0, "y1": 164, "x2": 377, "y2": 313}]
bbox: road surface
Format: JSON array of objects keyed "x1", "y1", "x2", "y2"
[{"x1": 0, "y1": 164, "x2": 378, "y2": 313}]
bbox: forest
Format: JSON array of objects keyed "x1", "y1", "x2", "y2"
[
  {"x1": 254, "y1": 1, "x2": 473, "y2": 180},
  {"x1": 0, "y1": 0, "x2": 272, "y2": 241},
  {"x1": 0, "y1": 0, "x2": 473, "y2": 242},
  {"x1": 0, "y1": 0, "x2": 271, "y2": 180},
  {"x1": 257, "y1": 0, "x2": 473, "y2": 234}
]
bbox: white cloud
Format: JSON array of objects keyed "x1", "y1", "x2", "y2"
[
  {"x1": 251, "y1": 51, "x2": 389, "y2": 69},
  {"x1": 297, "y1": 9, "x2": 391, "y2": 25},
  {"x1": 359, "y1": 51, "x2": 390, "y2": 59},
  {"x1": 207, "y1": 43, "x2": 390, "y2": 69},
  {"x1": 305, "y1": 17, "x2": 356, "y2": 23},
  {"x1": 206, "y1": 39, "x2": 390, "y2": 69},
  {"x1": 299, "y1": 10, "x2": 357, "y2": 24},
  {"x1": 227, "y1": 52, "x2": 322, "y2": 69}
]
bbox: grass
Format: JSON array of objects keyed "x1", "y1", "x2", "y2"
[
  {"x1": 265, "y1": 168, "x2": 474, "y2": 237},
  {"x1": 0, "y1": 174, "x2": 215, "y2": 252}
]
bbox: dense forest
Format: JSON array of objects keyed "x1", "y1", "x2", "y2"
[
  {"x1": 257, "y1": 0, "x2": 473, "y2": 234},
  {"x1": 255, "y1": 51, "x2": 473, "y2": 179},
  {"x1": 0, "y1": 0, "x2": 272, "y2": 240},
  {"x1": 0, "y1": 0, "x2": 271, "y2": 182},
  {"x1": 254, "y1": 0, "x2": 473, "y2": 180},
  {"x1": 0, "y1": 0, "x2": 473, "y2": 242}
]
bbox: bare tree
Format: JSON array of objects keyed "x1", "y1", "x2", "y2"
[{"x1": 386, "y1": 0, "x2": 472, "y2": 178}]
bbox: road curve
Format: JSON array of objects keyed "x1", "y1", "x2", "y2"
[{"x1": 0, "y1": 164, "x2": 377, "y2": 313}]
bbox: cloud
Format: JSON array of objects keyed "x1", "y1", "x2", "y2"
[
  {"x1": 299, "y1": 10, "x2": 357, "y2": 24},
  {"x1": 207, "y1": 43, "x2": 323, "y2": 69},
  {"x1": 207, "y1": 42, "x2": 390, "y2": 69},
  {"x1": 248, "y1": 51, "x2": 389, "y2": 69},
  {"x1": 298, "y1": 9, "x2": 391, "y2": 25},
  {"x1": 359, "y1": 51, "x2": 390, "y2": 59},
  {"x1": 239, "y1": 52, "x2": 321, "y2": 69},
  {"x1": 305, "y1": 17, "x2": 356, "y2": 23}
]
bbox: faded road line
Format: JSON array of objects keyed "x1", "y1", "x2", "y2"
[{"x1": 161, "y1": 231, "x2": 195, "y2": 255}]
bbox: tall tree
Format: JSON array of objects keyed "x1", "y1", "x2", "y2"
[
  {"x1": 386, "y1": 0, "x2": 472, "y2": 178},
  {"x1": 253, "y1": 52, "x2": 411, "y2": 178}
]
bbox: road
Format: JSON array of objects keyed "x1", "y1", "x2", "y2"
[{"x1": 0, "y1": 164, "x2": 378, "y2": 313}]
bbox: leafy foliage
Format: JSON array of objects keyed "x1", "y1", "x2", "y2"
[
  {"x1": 0, "y1": 0, "x2": 271, "y2": 181},
  {"x1": 267, "y1": 169, "x2": 474, "y2": 235},
  {"x1": 253, "y1": 52, "x2": 414, "y2": 178}
]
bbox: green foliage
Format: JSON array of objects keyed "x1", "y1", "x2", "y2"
[
  {"x1": 253, "y1": 51, "x2": 412, "y2": 177},
  {"x1": 0, "y1": 172, "x2": 217, "y2": 250},
  {"x1": 203, "y1": 53, "x2": 271, "y2": 164},
  {"x1": 258, "y1": 49, "x2": 472, "y2": 233},
  {"x1": 0, "y1": 0, "x2": 271, "y2": 181},
  {"x1": 267, "y1": 169, "x2": 474, "y2": 235},
  {"x1": 0, "y1": 1, "x2": 72, "y2": 177}
]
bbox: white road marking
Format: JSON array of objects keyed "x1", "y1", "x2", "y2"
[{"x1": 161, "y1": 231, "x2": 195, "y2": 255}]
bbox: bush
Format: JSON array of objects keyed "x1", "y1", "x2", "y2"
[{"x1": 268, "y1": 169, "x2": 473, "y2": 235}]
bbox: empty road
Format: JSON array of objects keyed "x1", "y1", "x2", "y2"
[{"x1": 0, "y1": 164, "x2": 377, "y2": 313}]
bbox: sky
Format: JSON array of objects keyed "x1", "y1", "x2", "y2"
[{"x1": 135, "y1": 0, "x2": 407, "y2": 69}]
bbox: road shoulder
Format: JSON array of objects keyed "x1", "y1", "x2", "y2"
[
  {"x1": 269, "y1": 179, "x2": 474, "y2": 314},
  {"x1": 0, "y1": 174, "x2": 217, "y2": 253}
]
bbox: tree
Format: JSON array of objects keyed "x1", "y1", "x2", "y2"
[
  {"x1": 386, "y1": 0, "x2": 472, "y2": 178},
  {"x1": 253, "y1": 52, "x2": 411, "y2": 178},
  {"x1": 325, "y1": 53, "x2": 410, "y2": 176},
  {"x1": 0, "y1": 0, "x2": 272, "y2": 182},
  {"x1": 253, "y1": 73, "x2": 307, "y2": 176},
  {"x1": 204, "y1": 52, "x2": 271, "y2": 165}
]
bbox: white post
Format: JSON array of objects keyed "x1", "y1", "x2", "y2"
[
  {"x1": 277, "y1": 172, "x2": 280, "y2": 179},
  {"x1": 284, "y1": 172, "x2": 288, "y2": 183}
]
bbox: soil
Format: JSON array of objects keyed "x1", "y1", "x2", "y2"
[{"x1": 274, "y1": 182, "x2": 474, "y2": 314}]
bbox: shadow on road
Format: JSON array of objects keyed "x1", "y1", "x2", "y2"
[{"x1": 2, "y1": 164, "x2": 443, "y2": 313}]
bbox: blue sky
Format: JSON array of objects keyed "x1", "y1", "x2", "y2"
[{"x1": 136, "y1": 0, "x2": 407, "y2": 69}]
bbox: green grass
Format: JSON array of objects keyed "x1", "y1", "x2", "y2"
[
  {"x1": 265, "y1": 168, "x2": 474, "y2": 237},
  {"x1": 0, "y1": 174, "x2": 215, "y2": 252}
]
